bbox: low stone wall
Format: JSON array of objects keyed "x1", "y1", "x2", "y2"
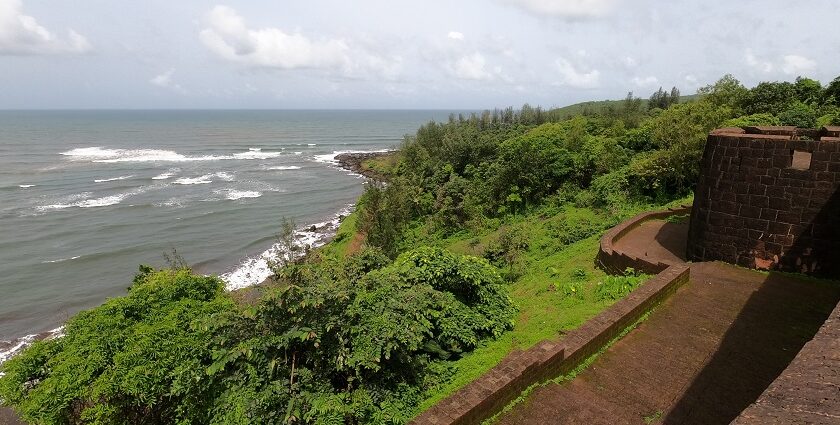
[
  {"x1": 412, "y1": 264, "x2": 690, "y2": 425},
  {"x1": 596, "y1": 205, "x2": 692, "y2": 275},
  {"x1": 731, "y1": 298, "x2": 840, "y2": 424}
]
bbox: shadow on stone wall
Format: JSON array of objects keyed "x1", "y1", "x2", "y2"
[
  {"x1": 780, "y1": 180, "x2": 840, "y2": 277},
  {"x1": 688, "y1": 127, "x2": 840, "y2": 279}
]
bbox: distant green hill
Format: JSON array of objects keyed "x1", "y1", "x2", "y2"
[{"x1": 549, "y1": 94, "x2": 700, "y2": 119}]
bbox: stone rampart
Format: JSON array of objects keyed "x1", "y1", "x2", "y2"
[{"x1": 687, "y1": 126, "x2": 840, "y2": 277}]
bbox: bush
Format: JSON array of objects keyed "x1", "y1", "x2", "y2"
[
  {"x1": 722, "y1": 113, "x2": 780, "y2": 128},
  {"x1": 0, "y1": 268, "x2": 231, "y2": 424},
  {"x1": 1, "y1": 246, "x2": 516, "y2": 424},
  {"x1": 778, "y1": 102, "x2": 818, "y2": 128}
]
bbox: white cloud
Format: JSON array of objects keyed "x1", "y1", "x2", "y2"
[
  {"x1": 782, "y1": 54, "x2": 816, "y2": 75},
  {"x1": 0, "y1": 0, "x2": 91, "y2": 55},
  {"x1": 632, "y1": 75, "x2": 659, "y2": 87},
  {"x1": 200, "y1": 6, "x2": 349, "y2": 70},
  {"x1": 199, "y1": 5, "x2": 399, "y2": 79},
  {"x1": 502, "y1": 0, "x2": 620, "y2": 19},
  {"x1": 685, "y1": 74, "x2": 698, "y2": 84},
  {"x1": 622, "y1": 56, "x2": 638, "y2": 68},
  {"x1": 447, "y1": 31, "x2": 464, "y2": 41},
  {"x1": 452, "y1": 52, "x2": 493, "y2": 81},
  {"x1": 745, "y1": 49, "x2": 773, "y2": 73},
  {"x1": 553, "y1": 58, "x2": 600, "y2": 88},
  {"x1": 149, "y1": 69, "x2": 185, "y2": 93}
]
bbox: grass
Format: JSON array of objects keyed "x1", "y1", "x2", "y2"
[
  {"x1": 318, "y1": 210, "x2": 360, "y2": 259},
  {"x1": 644, "y1": 410, "x2": 664, "y2": 424},
  {"x1": 360, "y1": 153, "x2": 399, "y2": 177},
  {"x1": 313, "y1": 194, "x2": 695, "y2": 418},
  {"x1": 410, "y1": 203, "x2": 662, "y2": 415}
]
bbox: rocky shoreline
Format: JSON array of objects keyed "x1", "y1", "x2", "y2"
[
  {"x1": 334, "y1": 151, "x2": 394, "y2": 181},
  {"x1": 0, "y1": 152, "x2": 396, "y2": 424}
]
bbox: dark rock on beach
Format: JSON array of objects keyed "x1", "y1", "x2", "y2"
[{"x1": 334, "y1": 151, "x2": 393, "y2": 181}]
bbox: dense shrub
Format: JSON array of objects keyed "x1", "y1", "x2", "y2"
[{"x1": 1, "y1": 247, "x2": 515, "y2": 424}]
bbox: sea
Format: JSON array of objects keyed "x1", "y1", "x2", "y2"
[{"x1": 0, "y1": 110, "x2": 454, "y2": 362}]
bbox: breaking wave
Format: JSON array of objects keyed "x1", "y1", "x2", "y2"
[
  {"x1": 221, "y1": 204, "x2": 354, "y2": 291},
  {"x1": 94, "y1": 175, "x2": 134, "y2": 183},
  {"x1": 61, "y1": 147, "x2": 283, "y2": 163},
  {"x1": 173, "y1": 172, "x2": 234, "y2": 185}
]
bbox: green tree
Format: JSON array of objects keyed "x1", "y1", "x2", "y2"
[
  {"x1": 742, "y1": 81, "x2": 796, "y2": 115},
  {"x1": 822, "y1": 76, "x2": 840, "y2": 106},
  {"x1": 793, "y1": 76, "x2": 822, "y2": 104},
  {"x1": 778, "y1": 101, "x2": 818, "y2": 128},
  {"x1": 698, "y1": 74, "x2": 748, "y2": 113}
]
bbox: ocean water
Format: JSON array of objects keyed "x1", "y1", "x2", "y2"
[{"x1": 0, "y1": 110, "x2": 452, "y2": 348}]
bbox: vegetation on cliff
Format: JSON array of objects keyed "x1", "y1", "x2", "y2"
[{"x1": 2, "y1": 74, "x2": 840, "y2": 424}]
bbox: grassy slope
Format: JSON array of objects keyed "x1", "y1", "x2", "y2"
[{"x1": 320, "y1": 154, "x2": 693, "y2": 416}]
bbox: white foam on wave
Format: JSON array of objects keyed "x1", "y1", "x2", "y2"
[
  {"x1": 18, "y1": 184, "x2": 36, "y2": 188},
  {"x1": 42, "y1": 255, "x2": 81, "y2": 264},
  {"x1": 232, "y1": 151, "x2": 284, "y2": 160},
  {"x1": 36, "y1": 187, "x2": 148, "y2": 212},
  {"x1": 154, "y1": 198, "x2": 184, "y2": 208},
  {"x1": 61, "y1": 147, "x2": 284, "y2": 163},
  {"x1": 221, "y1": 190, "x2": 262, "y2": 200},
  {"x1": 265, "y1": 165, "x2": 301, "y2": 171},
  {"x1": 152, "y1": 168, "x2": 180, "y2": 180},
  {"x1": 94, "y1": 175, "x2": 134, "y2": 183},
  {"x1": 174, "y1": 176, "x2": 212, "y2": 185},
  {"x1": 174, "y1": 172, "x2": 234, "y2": 185},
  {"x1": 0, "y1": 326, "x2": 65, "y2": 369},
  {"x1": 294, "y1": 151, "x2": 302, "y2": 155},
  {"x1": 221, "y1": 204, "x2": 355, "y2": 291}
]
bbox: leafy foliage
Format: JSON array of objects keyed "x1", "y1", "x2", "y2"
[
  {"x1": 1, "y1": 247, "x2": 514, "y2": 424},
  {"x1": 0, "y1": 267, "x2": 231, "y2": 424}
]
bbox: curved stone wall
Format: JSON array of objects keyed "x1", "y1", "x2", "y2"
[{"x1": 596, "y1": 205, "x2": 691, "y2": 275}]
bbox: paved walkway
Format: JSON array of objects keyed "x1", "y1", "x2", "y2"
[{"x1": 498, "y1": 221, "x2": 840, "y2": 425}]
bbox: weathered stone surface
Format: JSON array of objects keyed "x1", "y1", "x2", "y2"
[{"x1": 688, "y1": 126, "x2": 840, "y2": 278}]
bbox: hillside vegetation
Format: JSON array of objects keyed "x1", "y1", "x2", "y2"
[{"x1": 2, "y1": 74, "x2": 840, "y2": 424}]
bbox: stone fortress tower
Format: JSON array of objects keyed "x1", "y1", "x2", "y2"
[{"x1": 687, "y1": 126, "x2": 840, "y2": 278}]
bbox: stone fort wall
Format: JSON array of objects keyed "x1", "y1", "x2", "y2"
[{"x1": 687, "y1": 126, "x2": 840, "y2": 277}]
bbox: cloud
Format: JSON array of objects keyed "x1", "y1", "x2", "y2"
[
  {"x1": 200, "y1": 6, "x2": 349, "y2": 70},
  {"x1": 452, "y1": 52, "x2": 493, "y2": 81},
  {"x1": 0, "y1": 0, "x2": 91, "y2": 55},
  {"x1": 632, "y1": 75, "x2": 659, "y2": 87},
  {"x1": 553, "y1": 58, "x2": 600, "y2": 88},
  {"x1": 745, "y1": 49, "x2": 773, "y2": 73},
  {"x1": 199, "y1": 5, "x2": 400, "y2": 79},
  {"x1": 149, "y1": 69, "x2": 185, "y2": 93},
  {"x1": 501, "y1": 0, "x2": 621, "y2": 19},
  {"x1": 782, "y1": 54, "x2": 816, "y2": 75},
  {"x1": 622, "y1": 56, "x2": 638, "y2": 68},
  {"x1": 447, "y1": 31, "x2": 464, "y2": 41}
]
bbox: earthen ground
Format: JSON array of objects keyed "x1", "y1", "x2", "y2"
[{"x1": 497, "y1": 221, "x2": 840, "y2": 425}]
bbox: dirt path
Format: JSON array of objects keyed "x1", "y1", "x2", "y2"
[{"x1": 498, "y1": 221, "x2": 840, "y2": 425}]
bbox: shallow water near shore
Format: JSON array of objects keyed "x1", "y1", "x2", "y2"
[{"x1": 0, "y1": 110, "x2": 453, "y2": 347}]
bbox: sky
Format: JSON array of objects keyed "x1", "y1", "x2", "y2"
[{"x1": 0, "y1": 0, "x2": 838, "y2": 109}]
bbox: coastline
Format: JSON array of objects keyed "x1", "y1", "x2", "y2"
[
  {"x1": 0, "y1": 150, "x2": 392, "y2": 371},
  {"x1": 334, "y1": 151, "x2": 394, "y2": 181}
]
